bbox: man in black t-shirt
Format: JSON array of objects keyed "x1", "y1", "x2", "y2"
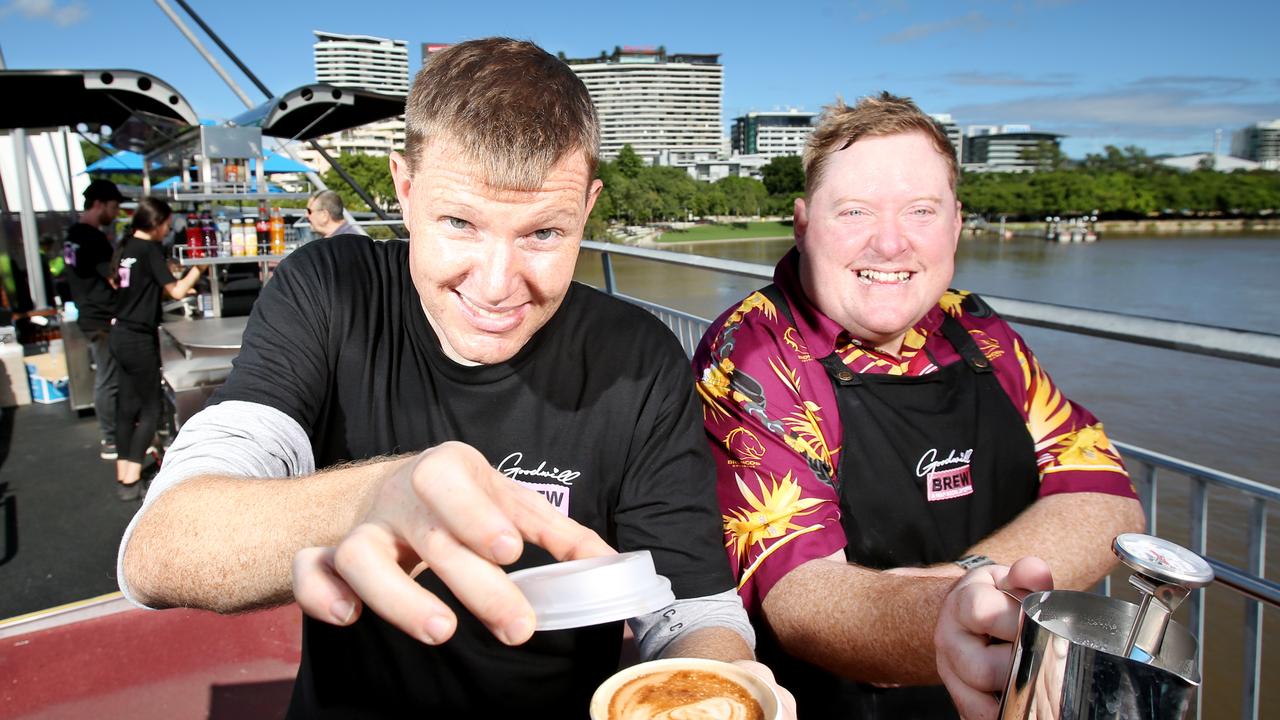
[
  {"x1": 64, "y1": 179, "x2": 125, "y2": 459},
  {"x1": 119, "y1": 39, "x2": 795, "y2": 718}
]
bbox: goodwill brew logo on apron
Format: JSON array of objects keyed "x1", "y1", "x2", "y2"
[
  {"x1": 497, "y1": 452, "x2": 579, "y2": 516},
  {"x1": 916, "y1": 448, "x2": 975, "y2": 502}
]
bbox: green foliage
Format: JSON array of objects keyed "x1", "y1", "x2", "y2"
[
  {"x1": 319, "y1": 153, "x2": 398, "y2": 213},
  {"x1": 761, "y1": 155, "x2": 805, "y2": 195},
  {"x1": 615, "y1": 144, "x2": 645, "y2": 179},
  {"x1": 959, "y1": 162, "x2": 1280, "y2": 219}
]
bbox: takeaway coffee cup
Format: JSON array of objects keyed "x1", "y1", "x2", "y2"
[
  {"x1": 508, "y1": 550, "x2": 675, "y2": 631},
  {"x1": 589, "y1": 657, "x2": 782, "y2": 720}
]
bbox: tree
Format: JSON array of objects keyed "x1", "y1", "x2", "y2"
[
  {"x1": 1019, "y1": 141, "x2": 1068, "y2": 172},
  {"x1": 715, "y1": 176, "x2": 768, "y2": 216},
  {"x1": 761, "y1": 155, "x2": 805, "y2": 196},
  {"x1": 615, "y1": 144, "x2": 645, "y2": 179},
  {"x1": 320, "y1": 153, "x2": 398, "y2": 213}
]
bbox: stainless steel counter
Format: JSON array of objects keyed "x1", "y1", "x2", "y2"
[{"x1": 160, "y1": 317, "x2": 247, "y2": 427}]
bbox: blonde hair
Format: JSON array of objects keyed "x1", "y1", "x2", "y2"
[
  {"x1": 804, "y1": 92, "x2": 958, "y2": 196},
  {"x1": 403, "y1": 38, "x2": 600, "y2": 191}
]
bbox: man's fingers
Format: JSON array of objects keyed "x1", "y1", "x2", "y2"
[
  {"x1": 499, "y1": 477, "x2": 616, "y2": 561},
  {"x1": 293, "y1": 546, "x2": 362, "y2": 626},
  {"x1": 940, "y1": 665, "x2": 1001, "y2": 720},
  {"x1": 1002, "y1": 556, "x2": 1053, "y2": 596},
  {"x1": 332, "y1": 523, "x2": 458, "y2": 645},
  {"x1": 943, "y1": 635, "x2": 1015, "y2": 696},
  {"x1": 953, "y1": 582, "x2": 1022, "y2": 641},
  {"x1": 407, "y1": 517, "x2": 538, "y2": 646},
  {"x1": 409, "y1": 444, "x2": 525, "y2": 565}
]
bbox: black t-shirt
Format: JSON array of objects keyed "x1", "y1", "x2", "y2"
[
  {"x1": 63, "y1": 223, "x2": 116, "y2": 331},
  {"x1": 212, "y1": 235, "x2": 733, "y2": 718},
  {"x1": 113, "y1": 236, "x2": 173, "y2": 333}
]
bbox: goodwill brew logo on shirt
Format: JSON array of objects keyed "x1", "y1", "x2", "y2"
[
  {"x1": 497, "y1": 452, "x2": 579, "y2": 517},
  {"x1": 916, "y1": 448, "x2": 975, "y2": 502},
  {"x1": 118, "y1": 257, "x2": 137, "y2": 288}
]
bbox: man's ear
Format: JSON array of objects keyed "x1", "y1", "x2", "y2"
[
  {"x1": 793, "y1": 196, "x2": 809, "y2": 253},
  {"x1": 389, "y1": 151, "x2": 414, "y2": 215}
]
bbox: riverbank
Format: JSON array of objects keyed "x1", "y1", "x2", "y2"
[
  {"x1": 630, "y1": 217, "x2": 1280, "y2": 246},
  {"x1": 988, "y1": 217, "x2": 1280, "y2": 236}
]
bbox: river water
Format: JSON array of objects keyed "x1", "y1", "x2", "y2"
[{"x1": 576, "y1": 232, "x2": 1279, "y2": 717}]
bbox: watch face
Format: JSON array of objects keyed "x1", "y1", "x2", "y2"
[{"x1": 1113, "y1": 533, "x2": 1214, "y2": 586}]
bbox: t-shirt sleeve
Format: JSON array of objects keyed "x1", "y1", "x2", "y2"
[
  {"x1": 693, "y1": 293, "x2": 846, "y2": 615},
  {"x1": 210, "y1": 245, "x2": 334, "y2": 435},
  {"x1": 611, "y1": 324, "x2": 737, "y2": 601},
  {"x1": 984, "y1": 317, "x2": 1136, "y2": 499}
]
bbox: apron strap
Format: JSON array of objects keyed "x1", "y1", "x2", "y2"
[
  {"x1": 759, "y1": 283, "x2": 862, "y2": 386},
  {"x1": 938, "y1": 313, "x2": 993, "y2": 374}
]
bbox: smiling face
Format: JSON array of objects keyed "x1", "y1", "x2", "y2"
[
  {"x1": 390, "y1": 139, "x2": 602, "y2": 365},
  {"x1": 795, "y1": 131, "x2": 961, "y2": 354}
]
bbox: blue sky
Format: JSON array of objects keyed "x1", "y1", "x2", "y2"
[{"x1": 2, "y1": 0, "x2": 1277, "y2": 158}]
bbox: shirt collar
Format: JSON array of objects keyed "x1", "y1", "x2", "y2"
[{"x1": 773, "y1": 247, "x2": 946, "y2": 359}]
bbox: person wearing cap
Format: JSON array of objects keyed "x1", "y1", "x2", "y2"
[
  {"x1": 693, "y1": 92, "x2": 1144, "y2": 717},
  {"x1": 118, "y1": 39, "x2": 795, "y2": 719},
  {"x1": 306, "y1": 189, "x2": 368, "y2": 238},
  {"x1": 63, "y1": 178, "x2": 125, "y2": 460}
]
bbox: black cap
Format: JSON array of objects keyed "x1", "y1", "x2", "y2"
[{"x1": 83, "y1": 179, "x2": 126, "y2": 204}]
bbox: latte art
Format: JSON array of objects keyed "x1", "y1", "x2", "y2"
[{"x1": 607, "y1": 669, "x2": 765, "y2": 720}]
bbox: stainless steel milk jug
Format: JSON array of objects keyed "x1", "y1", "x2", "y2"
[{"x1": 998, "y1": 534, "x2": 1214, "y2": 719}]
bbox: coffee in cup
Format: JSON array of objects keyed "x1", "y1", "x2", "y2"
[{"x1": 590, "y1": 658, "x2": 780, "y2": 720}]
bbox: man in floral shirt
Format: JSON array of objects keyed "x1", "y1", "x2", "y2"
[{"x1": 694, "y1": 92, "x2": 1144, "y2": 718}]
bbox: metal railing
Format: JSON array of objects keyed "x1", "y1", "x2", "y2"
[{"x1": 582, "y1": 240, "x2": 1278, "y2": 720}]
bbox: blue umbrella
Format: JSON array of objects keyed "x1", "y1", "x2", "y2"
[
  {"x1": 84, "y1": 150, "x2": 160, "y2": 174},
  {"x1": 262, "y1": 152, "x2": 311, "y2": 174}
]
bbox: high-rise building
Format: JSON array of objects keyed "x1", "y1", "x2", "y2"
[
  {"x1": 1231, "y1": 120, "x2": 1280, "y2": 170},
  {"x1": 564, "y1": 47, "x2": 723, "y2": 165},
  {"x1": 730, "y1": 110, "x2": 815, "y2": 158},
  {"x1": 964, "y1": 130, "x2": 1064, "y2": 172},
  {"x1": 929, "y1": 113, "x2": 963, "y2": 165},
  {"x1": 299, "y1": 31, "x2": 409, "y2": 171},
  {"x1": 421, "y1": 42, "x2": 452, "y2": 64},
  {"x1": 313, "y1": 31, "x2": 409, "y2": 96}
]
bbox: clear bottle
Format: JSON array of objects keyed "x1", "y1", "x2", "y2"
[
  {"x1": 231, "y1": 218, "x2": 246, "y2": 257},
  {"x1": 216, "y1": 211, "x2": 231, "y2": 256}
]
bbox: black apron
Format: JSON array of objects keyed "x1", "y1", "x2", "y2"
[{"x1": 756, "y1": 284, "x2": 1040, "y2": 718}]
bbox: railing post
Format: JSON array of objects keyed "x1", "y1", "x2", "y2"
[
  {"x1": 1189, "y1": 478, "x2": 1209, "y2": 720},
  {"x1": 1241, "y1": 498, "x2": 1266, "y2": 720},
  {"x1": 1144, "y1": 464, "x2": 1159, "y2": 537},
  {"x1": 600, "y1": 251, "x2": 617, "y2": 296}
]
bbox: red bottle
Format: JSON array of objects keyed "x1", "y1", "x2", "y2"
[
  {"x1": 184, "y1": 213, "x2": 201, "y2": 259},
  {"x1": 200, "y1": 211, "x2": 218, "y2": 258}
]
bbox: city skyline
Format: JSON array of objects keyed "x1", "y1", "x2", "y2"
[{"x1": 1, "y1": 0, "x2": 1277, "y2": 158}]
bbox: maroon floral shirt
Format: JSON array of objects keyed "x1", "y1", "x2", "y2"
[{"x1": 693, "y1": 249, "x2": 1135, "y2": 613}]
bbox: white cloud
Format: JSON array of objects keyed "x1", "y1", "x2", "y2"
[
  {"x1": 949, "y1": 88, "x2": 1280, "y2": 141},
  {"x1": 946, "y1": 71, "x2": 1075, "y2": 88},
  {"x1": 2, "y1": 0, "x2": 88, "y2": 26},
  {"x1": 880, "y1": 11, "x2": 992, "y2": 44}
]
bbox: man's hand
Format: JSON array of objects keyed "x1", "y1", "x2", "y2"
[
  {"x1": 731, "y1": 660, "x2": 798, "y2": 720},
  {"x1": 292, "y1": 441, "x2": 615, "y2": 647},
  {"x1": 935, "y1": 557, "x2": 1053, "y2": 720}
]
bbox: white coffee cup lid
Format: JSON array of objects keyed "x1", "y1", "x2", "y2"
[{"x1": 508, "y1": 550, "x2": 675, "y2": 631}]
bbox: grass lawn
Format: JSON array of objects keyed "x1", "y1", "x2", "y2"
[{"x1": 656, "y1": 221, "x2": 793, "y2": 242}]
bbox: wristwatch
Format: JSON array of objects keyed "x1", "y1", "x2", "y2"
[{"x1": 954, "y1": 554, "x2": 995, "y2": 571}]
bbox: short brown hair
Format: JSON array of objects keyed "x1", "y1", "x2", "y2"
[
  {"x1": 403, "y1": 38, "x2": 599, "y2": 191},
  {"x1": 803, "y1": 92, "x2": 958, "y2": 196}
]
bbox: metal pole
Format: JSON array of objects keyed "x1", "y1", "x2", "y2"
[
  {"x1": 60, "y1": 126, "x2": 76, "y2": 220},
  {"x1": 12, "y1": 130, "x2": 48, "y2": 310},
  {"x1": 152, "y1": 0, "x2": 254, "y2": 108},
  {"x1": 1, "y1": 47, "x2": 48, "y2": 310},
  {"x1": 160, "y1": 0, "x2": 391, "y2": 224}
]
